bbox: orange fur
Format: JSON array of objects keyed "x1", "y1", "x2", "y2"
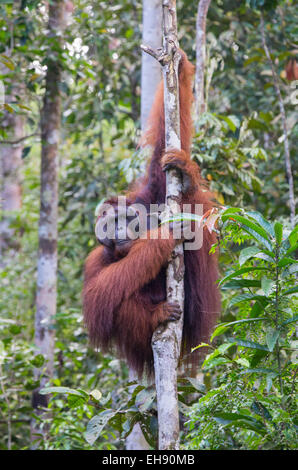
[{"x1": 83, "y1": 50, "x2": 221, "y2": 377}]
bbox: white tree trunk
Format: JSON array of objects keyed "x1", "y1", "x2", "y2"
[
  {"x1": 141, "y1": 0, "x2": 162, "y2": 131},
  {"x1": 31, "y1": 0, "x2": 65, "y2": 447},
  {"x1": 195, "y1": 0, "x2": 211, "y2": 118},
  {"x1": 142, "y1": 0, "x2": 184, "y2": 450},
  {"x1": 126, "y1": 0, "x2": 162, "y2": 451}
]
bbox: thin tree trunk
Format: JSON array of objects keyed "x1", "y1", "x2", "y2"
[
  {"x1": 0, "y1": 61, "x2": 24, "y2": 257},
  {"x1": 125, "y1": 0, "x2": 163, "y2": 451},
  {"x1": 31, "y1": 0, "x2": 65, "y2": 447},
  {"x1": 195, "y1": 0, "x2": 211, "y2": 118},
  {"x1": 0, "y1": 100, "x2": 24, "y2": 254},
  {"x1": 260, "y1": 14, "x2": 295, "y2": 228},
  {"x1": 141, "y1": 0, "x2": 162, "y2": 131},
  {"x1": 142, "y1": 0, "x2": 184, "y2": 450}
]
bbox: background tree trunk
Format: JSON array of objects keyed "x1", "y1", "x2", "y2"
[
  {"x1": 125, "y1": 0, "x2": 162, "y2": 451},
  {"x1": 141, "y1": 0, "x2": 162, "y2": 131},
  {"x1": 0, "y1": 97, "x2": 24, "y2": 255},
  {"x1": 0, "y1": 52, "x2": 24, "y2": 258},
  {"x1": 142, "y1": 0, "x2": 184, "y2": 450},
  {"x1": 195, "y1": 0, "x2": 211, "y2": 118},
  {"x1": 31, "y1": 0, "x2": 65, "y2": 447}
]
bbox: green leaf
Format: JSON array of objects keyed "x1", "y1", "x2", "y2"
[
  {"x1": 261, "y1": 277, "x2": 275, "y2": 296},
  {"x1": 239, "y1": 246, "x2": 260, "y2": 266},
  {"x1": 223, "y1": 279, "x2": 261, "y2": 289},
  {"x1": 274, "y1": 222, "x2": 283, "y2": 244},
  {"x1": 219, "y1": 266, "x2": 268, "y2": 285},
  {"x1": 278, "y1": 258, "x2": 297, "y2": 268},
  {"x1": 282, "y1": 263, "x2": 298, "y2": 277},
  {"x1": 234, "y1": 358, "x2": 250, "y2": 367},
  {"x1": 221, "y1": 214, "x2": 273, "y2": 250},
  {"x1": 217, "y1": 114, "x2": 239, "y2": 131},
  {"x1": 285, "y1": 243, "x2": 298, "y2": 257},
  {"x1": 246, "y1": 211, "x2": 275, "y2": 238},
  {"x1": 266, "y1": 328, "x2": 279, "y2": 352},
  {"x1": 40, "y1": 386, "x2": 88, "y2": 398},
  {"x1": 0, "y1": 55, "x2": 15, "y2": 70},
  {"x1": 221, "y1": 207, "x2": 243, "y2": 216},
  {"x1": 213, "y1": 412, "x2": 266, "y2": 435},
  {"x1": 281, "y1": 316, "x2": 298, "y2": 327},
  {"x1": 187, "y1": 378, "x2": 206, "y2": 394},
  {"x1": 282, "y1": 286, "x2": 298, "y2": 296},
  {"x1": 227, "y1": 337, "x2": 270, "y2": 351},
  {"x1": 85, "y1": 409, "x2": 118, "y2": 445},
  {"x1": 202, "y1": 356, "x2": 231, "y2": 370},
  {"x1": 191, "y1": 342, "x2": 210, "y2": 353},
  {"x1": 210, "y1": 318, "x2": 267, "y2": 341},
  {"x1": 251, "y1": 401, "x2": 272, "y2": 421},
  {"x1": 229, "y1": 293, "x2": 267, "y2": 308},
  {"x1": 30, "y1": 354, "x2": 45, "y2": 368},
  {"x1": 253, "y1": 252, "x2": 275, "y2": 263},
  {"x1": 67, "y1": 394, "x2": 86, "y2": 408}
]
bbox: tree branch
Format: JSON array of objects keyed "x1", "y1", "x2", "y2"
[{"x1": 0, "y1": 132, "x2": 39, "y2": 145}]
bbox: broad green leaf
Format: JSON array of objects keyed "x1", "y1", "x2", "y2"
[
  {"x1": 282, "y1": 286, "x2": 298, "y2": 296},
  {"x1": 281, "y1": 316, "x2": 298, "y2": 326},
  {"x1": 278, "y1": 257, "x2": 297, "y2": 268},
  {"x1": 251, "y1": 401, "x2": 272, "y2": 421},
  {"x1": 223, "y1": 279, "x2": 261, "y2": 289},
  {"x1": 67, "y1": 394, "x2": 85, "y2": 408},
  {"x1": 221, "y1": 214, "x2": 273, "y2": 250},
  {"x1": 229, "y1": 293, "x2": 267, "y2": 308},
  {"x1": 85, "y1": 409, "x2": 117, "y2": 445},
  {"x1": 239, "y1": 246, "x2": 260, "y2": 266},
  {"x1": 213, "y1": 412, "x2": 266, "y2": 435},
  {"x1": 221, "y1": 207, "x2": 243, "y2": 216},
  {"x1": 202, "y1": 356, "x2": 230, "y2": 370},
  {"x1": 266, "y1": 328, "x2": 279, "y2": 352},
  {"x1": 187, "y1": 378, "x2": 206, "y2": 393},
  {"x1": 219, "y1": 266, "x2": 268, "y2": 285},
  {"x1": 282, "y1": 263, "x2": 298, "y2": 277},
  {"x1": 252, "y1": 251, "x2": 275, "y2": 263},
  {"x1": 210, "y1": 317, "x2": 267, "y2": 341},
  {"x1": 234, "y1": 358, "x2": 250, "y2": 367},
  {"x1": 217, "y1": 114, "x2": 239, "y2": 131},
  {"x1": 250, "y1": 299, "x2": 268, "y2": 317},
  {"x1": 246, "y1": 211, "x2": 275, "y2": 238},
  {"x1": 285, "y1": 243, "x2": 298, "y2": 257},
  {"x1": 40, "y1": 386, "x2": 88, "y2": 398},
  {"x1": 0, "y1": 56, "x2": 15, "y2": 70},
  {"x1": 261, "y1": 277, "x2": 275, "y2": 296},
  {"x1": 227, "y1": 337, "x2": 270, "y2": 351}
]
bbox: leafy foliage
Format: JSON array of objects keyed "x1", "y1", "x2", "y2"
[
  {"x1": 0, "y1": 0, "x2": 296, "y2": 451},
  {"x1": 184, "y1": 210, "x2": 297, "y2": 450}
]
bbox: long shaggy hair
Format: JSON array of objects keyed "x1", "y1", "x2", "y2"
[{"x1": 83, "y1": 50, "x2": 221, "y2": 377}]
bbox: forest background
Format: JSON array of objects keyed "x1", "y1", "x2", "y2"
[{"x1": 0, "y1": 0, "x2": 297, "y2": 450}]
